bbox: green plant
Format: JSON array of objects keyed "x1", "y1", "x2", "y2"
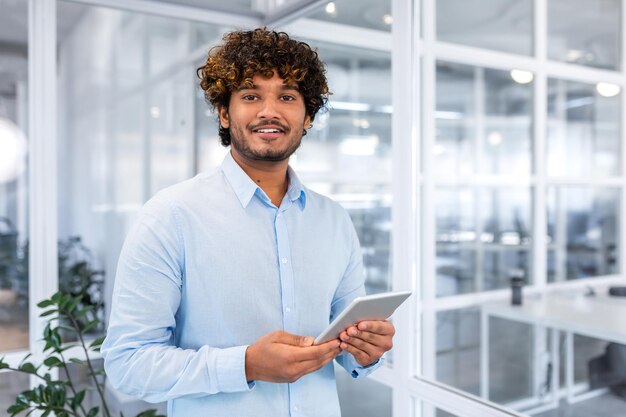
[
  {"x1": 57, "y1": 237, "x2": 105, "y2": 333},
  {"x1": 0, "y1": 217, "x2": 19, "y2": 290},
  {"x1": 0, "y1": 291, "x2": 164, "y2": 417},
  {"x1": 17, "y1": 236, "x2": 106, "y2": 331}
]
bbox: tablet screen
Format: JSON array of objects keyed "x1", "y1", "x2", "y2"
[{"x1": 315, "y1": 290, "x2": 412, "y2": 344}]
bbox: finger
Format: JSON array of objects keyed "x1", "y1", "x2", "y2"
[
  {"x1": 340, "y1": 341, "x2": 372, "y2": 366},
  {"x1": 299, "y1": 344, "x2": 341, "y2": 375},
  {"x1": 272, "y1": 331, "x2": 315, "y2": 347},
  {"x1": 281, "y1": 339, "x2": 341, "y2": 382},
  {"x1": 344, "y1": 328, "x2": 391, "y2": 350},
  {"x1": 357, "y1": 320, "x2": 395, "y2": 336},
  {"x1": 290, "y1": 340, "x2": 341, "y2": 362},
  {"x1": 340, "y1": 333, "x2": 385, "y2": 358},
  {"x1": 290, "y1": 344, "x2": 341, "y2": 380}
]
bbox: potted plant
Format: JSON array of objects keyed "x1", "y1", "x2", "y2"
[
  {"x1": 0, "y1": 291, "x2": 164, "y2": 417},
  {"x1": 17, "y1": 236, "x2": 105, "y2": 334}
]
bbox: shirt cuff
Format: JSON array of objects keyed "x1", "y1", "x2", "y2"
[
  {"x1": 215, "y1": 345, "x2": 255, "y2": 393},
  {"x1": 349, "y1": 354, "x2": 385, "y2": 379}
]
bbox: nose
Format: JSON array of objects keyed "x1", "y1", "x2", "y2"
[{"x1": 257, "y1": 97, "x2": 281, "y2": 119}]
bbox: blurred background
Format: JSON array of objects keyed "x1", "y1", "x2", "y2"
[{"x1": 1, "y1": 0, "x2": 626, "y2": 416}]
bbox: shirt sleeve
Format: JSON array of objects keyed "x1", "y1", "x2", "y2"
[
  {"x1": 101, "y1": 195, "x2": 254, "y2": 403},
  {"x1": 332, "y1": 212, "x2": 384, "y2": 378}
]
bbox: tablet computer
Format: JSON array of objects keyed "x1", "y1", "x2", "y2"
[{"x1": 314, "y1": 290, "x2": 412, "y2": 345}]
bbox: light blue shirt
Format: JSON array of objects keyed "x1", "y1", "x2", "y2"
[{"x1": 102, "y1": 152, "x2": 382, "y2": 417}]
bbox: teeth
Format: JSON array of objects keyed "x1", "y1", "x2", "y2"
[{"x1": 257, "y1": 129, "x2": 281, "y2": 133}]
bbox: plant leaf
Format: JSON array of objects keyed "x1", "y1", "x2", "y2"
[
  {"x1": 87, "y1": 406, "x2": 100, "y2": 417},
  {"x1": 89, "y1": 336, "x2": 106, "y2": 349},
  {"x1": 43, "y1": 356, "x2": 62, "y2": 368},
  {"x1": 40, "y1": 309, "x2": 58, "y2": 317},
  {"x1": 75, "y1": 305, "x2": 94, "y2": 318},
  {"x1": 18, "y1": 353, "x2": 32, "y2": 366},
  {"x1": 18, "y1": 363, "x2": 38, "y2": 374},
  {"x1": 82, "y1": 319, "x2": 100, "y2": 333},
  {"x1": 135, "y1": 410, "x2": 166, "y2": 417},
  {"x1": 71, "y1": 389, "x2": 86, "y2": 411},
  {"x1": 37, "y1": 299, "x2": 54, "y2": 308},
  {"x1": 7, "y1": 403, "x2": 29, "y2": 414},
  {"x1": 66, "y1": 296, "x2": 81, "y2": 313},
  {"x1": 51, "y1": 292, "x2": 62, "y2": 304}
]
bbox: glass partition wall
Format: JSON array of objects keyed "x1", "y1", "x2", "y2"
[
  {"x1": 420, "y1": 0, "x2": 626, "y2": 416},
  {"x1": 5, "y1": 0, "x2": 626, "y2": 417},
  {"x1": 0, "y1": 0, "x2": 29, "y2": 356}
]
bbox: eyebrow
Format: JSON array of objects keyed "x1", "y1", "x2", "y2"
[{"x1": 236, "y1": 84, "x2": 300, "y2": 92}]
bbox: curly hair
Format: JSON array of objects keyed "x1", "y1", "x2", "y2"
[{"x1": 197, "y1": 28, "x2": 329, "y2": 146}]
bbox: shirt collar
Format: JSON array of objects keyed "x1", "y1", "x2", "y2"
[
  {"x1": 220, "y1": 151, "x2": 307, "y2": 210},
  {"x1": 286, "y1": 165, "x2": 307, "y2": 210}
]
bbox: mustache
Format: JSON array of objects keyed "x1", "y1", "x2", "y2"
[{"x1": 249, "y1": 120, "x2": 290, "y2": 132}]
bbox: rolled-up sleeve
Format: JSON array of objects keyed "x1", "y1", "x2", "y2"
[{"x1": 101, "y1": 195, "x2": 253, "y2": 403}]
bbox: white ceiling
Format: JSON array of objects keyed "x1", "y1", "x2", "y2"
[{"x1": 0, "y1": 0, "x2": 621, "y2": 100}]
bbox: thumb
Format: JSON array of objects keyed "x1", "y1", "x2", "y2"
[
  {"x1": 299, "y1": 336, "x2": 314, "y2": 347},
  {"x1": 277, "y1": 331, "x2": 314, "y2": 347}
]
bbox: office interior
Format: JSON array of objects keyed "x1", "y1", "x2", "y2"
[{"x1": 1, "y1": 0, "x2": 626, "y2": 416}]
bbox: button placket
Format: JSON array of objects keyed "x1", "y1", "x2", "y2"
[{"x1": 275, "y1": 207, "x2": 295, "y2": 331}]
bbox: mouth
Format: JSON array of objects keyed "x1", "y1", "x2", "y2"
[{"x1": 251, "y1": 125, "x2": 287, "y2": 139}]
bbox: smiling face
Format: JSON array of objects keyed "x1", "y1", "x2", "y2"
[{"x1": 217, "y1": 72, "x2": 312, "y2": 163}]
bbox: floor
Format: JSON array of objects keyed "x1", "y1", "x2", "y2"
[
  {"x1": 535, "y1": 394, "x2": 626, "y2": 417},
  {"x1": 1, "y1": 312, "x2": 624, "y2": 417},
  {"x1": 336, "y1": 364, "x2": 392, "y2": 417},
  {"x1": 0, "y1": 303, "x2": 28, "y2": 352}
]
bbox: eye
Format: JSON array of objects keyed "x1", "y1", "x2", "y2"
[
  {"x1": 241, "y1": 94, "x2": 258, "y2": 101},
  {"x1": 280, "y1": 95, "x2": 296, "y2": 102}
]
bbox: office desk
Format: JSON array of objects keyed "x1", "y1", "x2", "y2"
[{"x1": 480, "y1": 293, "x2": 626, "y2": 414}]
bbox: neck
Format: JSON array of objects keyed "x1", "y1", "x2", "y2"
[{"x1": 230, "y1": 149, "x2": 289, "y2": 207}]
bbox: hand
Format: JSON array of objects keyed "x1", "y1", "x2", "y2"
[
  {"x1": 245, "y1": 330, "x2": 341, "y2": 383},
  {"x1": 339, "y1": 320, "x2": 395, "y2": 367}
]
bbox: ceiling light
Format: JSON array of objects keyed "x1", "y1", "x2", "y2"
[
  {"x1": 325, "y1": 2, "x2": 336, "y2": 14},
  {"x1": 352, "y1": 118, "x2": 370, "y2": 129},
  {"x1": 433, "y1": 144, "x2": 445, "y2": 156},
  {"x1": 566, "y1": 49, "x2": 584, "y2": 62},
  {"x1": 383, "y1": 14, "x2": 393, "y2": 25},
  {"x1": 487, "y1": 131, "x2": 503, "y2": 146},
  {"x1": 510, "y1": 69, "x2": 533, "y2": 84},
  {"x1": 340, "y1": 135, "x2": 379, "y2": 156},
  {"x1": 0, "y1": 117, "x2": 27, "y2": 183},
  {"x1": 596, "y1": 82, "x2": 621, "y2": 97}
]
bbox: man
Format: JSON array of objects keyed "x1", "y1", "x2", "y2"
[{"x1": 102, "y1": 28, "x2": 395, "y2": 417}]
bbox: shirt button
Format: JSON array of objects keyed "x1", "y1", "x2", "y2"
[{"x1": 281, "y1": 258, "x2": 288, "y2": 264}]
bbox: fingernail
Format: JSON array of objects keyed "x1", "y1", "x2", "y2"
[{"x1": 361, "y1": 323, "x2": 368, "y2": 330}]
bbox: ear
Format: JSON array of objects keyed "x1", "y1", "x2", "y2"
[
  {"x1": 217, "y1": 105, "x2": 230, "y2": 128},
  {"x1": 304, "y1": 114, "x2": 312, "y2": 129}
]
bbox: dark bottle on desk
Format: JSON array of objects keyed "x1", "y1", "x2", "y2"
[{"x1": 510, "y1": 269, "x2": 525, "y2": 305}]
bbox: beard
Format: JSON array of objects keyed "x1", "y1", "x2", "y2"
[{"x1": 229, "y1": 120, "x2": 304, "y2": 162}]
